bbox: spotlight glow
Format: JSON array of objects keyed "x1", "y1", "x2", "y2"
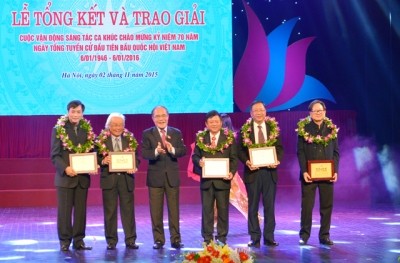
[
  {"x1": 3, "y1": 239, "x2": 38, "y2": 246},
  {"x1": 353, "y1": 147, "x2": 373, "y2": 171},
  {"x1": 299, "y1": 245, "x2": 314, "y2": 250},
  {"x1": 0, "y1": 256, "x2": 25, "y2": 261},
  {"x1": 87, "y1": 223, "x2": 104, "y2": 227},
  {"x1": 378, "y1": 145, "x2": 400, "y2": 197},
  {"x1": 14, "y1": 248, "x2": 58, "y2": 253},
  {"x1": 38, "y1": 222, "x2": 56, "y2": 225},
  {"x1": 276, "y1": 230, "x2": 298, "y2": 235},
  {"x1": 85, "y1": 235, "x2": 106, "y2": 241},
  {"x1": 332, "y1": 240, "x2": 352, "y2": 244},
  {"x1": 386, "y1": 238, "x2": 400, "y2": 242},
  {"x1": 382, "y1": 222, "x2": 400, "y2": 226}
]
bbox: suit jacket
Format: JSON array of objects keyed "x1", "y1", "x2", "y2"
[
  {"x1": 98, "y1": 135, "x2": 140, "y2": 191},
  {"x1": 141, "y1": 126, "x2": 186, "y2": 187},
  {"x1": 297, "y1": 120, "x2": 339, "y2": 181},
  {"x1": 50, "y1": 121, "x2": 91, "y2": 189},
  {"x1": 238, "y1": 120, "x2": 284, "y2": 184},
  {"x1": 192, "y1": 131, "x2": 238, "y2": 190}
]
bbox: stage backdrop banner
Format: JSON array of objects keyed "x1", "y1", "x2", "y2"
[{"x1": 0, "y1": 1, "x2": 233, "y2": 115}]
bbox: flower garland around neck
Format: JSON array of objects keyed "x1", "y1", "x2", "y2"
[
  {"x1": 296, "y1": 116, "x2": 339, "y2": 146},
  {"x1": 55, "y1": 115, "x2": 96, "y2": 153},
  {"x1": 96, "y1": 128, "x2": 138, "y2": 156},
  {"x1": 196, "y1": 128, "x2": 236, "y2": 155},
  {"x1": 241, "y1": 117, "x2": 280, "y2": 148}
]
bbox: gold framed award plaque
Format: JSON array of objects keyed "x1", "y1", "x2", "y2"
[
  {"x1": 249, "y1": 146, "x2": 277, "y2": 168},
  {"x1": 202, "y1": 158, "x2": 229, "y2": 178},
  {"x1": 69, "y1": 152, "x2": 97, "y2": 174},
  {"x1": 307, "y1": 160, "x2": 334, "y2": 181},
  {"x1": 109, "y1": 152, "x2": 136, "y2": 172}
]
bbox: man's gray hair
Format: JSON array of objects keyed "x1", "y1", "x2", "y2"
[{"x1": 105, "y1": 112, "x2": 125, "y2": 129}]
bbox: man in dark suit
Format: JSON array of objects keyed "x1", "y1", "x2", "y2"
[
  {"x1": 297, "y1": 100, "x2": 339, "y2": 246},
  {"x1": 141, "y1": 106, "x2": 186, "y2": 249},
  {"x1": 238, "y1": 101, "x2": 283, "y2": 248},
  {"x1": 192, "y1": 110, "x2": 238, "y2": 245},
  {"x1": 97, "y1": 113, "x2": 140, "y2": 250},
  {"x1": 50, "y1": 100, "x2": 94, "y2": 251}
]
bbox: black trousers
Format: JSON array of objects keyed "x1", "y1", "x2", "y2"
[
  {"x1": 148, "y1": 180, "x2": 181, "y2": 244},
  {"x1": 300, "y1": 181, "x2": 334, "y2": 240},
  {"x1": 56, "y1": 185, "x2": 88, "y2": 246},
  {"x1": 246, "y1": 170, "x2": 277, "y2": 242},
  {"x1": 201, "y1": 184, "x2": 230, "y2": 243},
  {"x1": 102, "y1": 174, "x2": 136, "y2": 245}
]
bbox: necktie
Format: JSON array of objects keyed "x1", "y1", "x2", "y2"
[
  {"x1": 73, "y1": 126, "x2": 78, "y2": 135},
  {"x1": 160, "y1": 129, "x2": 167, "y2": 147},
  {"x1": 211, "y1": 136, "x2": 216, "y2": 147},
  {"x1": 114, "y1": 137, "x2": 121, "y2": 152},
  {"x1": 258, "y1": 125, "x2": 265, "y2": 144}
]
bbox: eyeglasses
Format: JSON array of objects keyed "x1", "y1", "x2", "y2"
[
  {"x1": 310, "y1": 110, "x2": 325, "y2": 114},
  {"x1": 153, "y1": 114, "x2": 168, "y2": 119},
  {"x1": 251, "y1": 109, "x2": 266, "y2": 113}
]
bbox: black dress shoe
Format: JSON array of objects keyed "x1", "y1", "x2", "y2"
[
  {"x1": 73, "y1": 243, "x2": 92, "y2": 250},
  {"x1": 60, "y1": 244, "x2": 70, "y2": 251},
  {"x1": 107, "y1": 243, "x2": 116, "y2": 250},
  {"x1": 247, "y1": 240, "x2": 260, "y2": 248},
  {"x1": 320, "y1": 238, "x2": 334, "y2": 245},
  {"x1": 126, "y1": 242, "x2": 139, "y2": 249},
  {"x1": 171, "y1": 241, "x2": 184, "y2": 249},
  {"x1": 153, "y1": 241, "x2": 163, "y2": 249},
  {"x1": 264, "y1": 240, "x2": 279, "y2": 247},
  {"x1": 299, "y1": 238, "x2": 308, "y2": 245}
]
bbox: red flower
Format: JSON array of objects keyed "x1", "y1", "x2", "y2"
[
  {"x1": 198, "y1": 255, "x2": 212, "y2": 263},
  {"x1": 211, "y1": 250, "x2": 220, "y2": 258},
  {"x1": 206, "y1": 245, "x2": 214, "y2": 253},
  {"x1": 239, "y1": 251, "x2": 249, "y2": 261},
  {"x1": 185, "y1": 253, "x2": 195, "y2": 261}
]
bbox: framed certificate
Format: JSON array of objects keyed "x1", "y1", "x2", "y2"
[
  {"x1": 307, "y1": 160, "x2": 334, "y2": 181},
  {"x1": 109, "y1": 152, "x2": 136, "y2": 172},
  {"x1": 202, "y1": 158, "x2": 229, "y2": 178},
  {"x1": 249, "y1": 146, "x2": 277, "y2": 168},
  {"x1": 69, "y1": 152, "x2": 97, "y2": 174}
]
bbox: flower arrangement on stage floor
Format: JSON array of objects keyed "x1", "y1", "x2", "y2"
[{"x1": 182, "y1": 241, "x2": 254, "y2": 263}]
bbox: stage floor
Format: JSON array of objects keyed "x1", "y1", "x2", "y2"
[{"x1": 0, "y1": 203, "x2": 399, "y2": 262}]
